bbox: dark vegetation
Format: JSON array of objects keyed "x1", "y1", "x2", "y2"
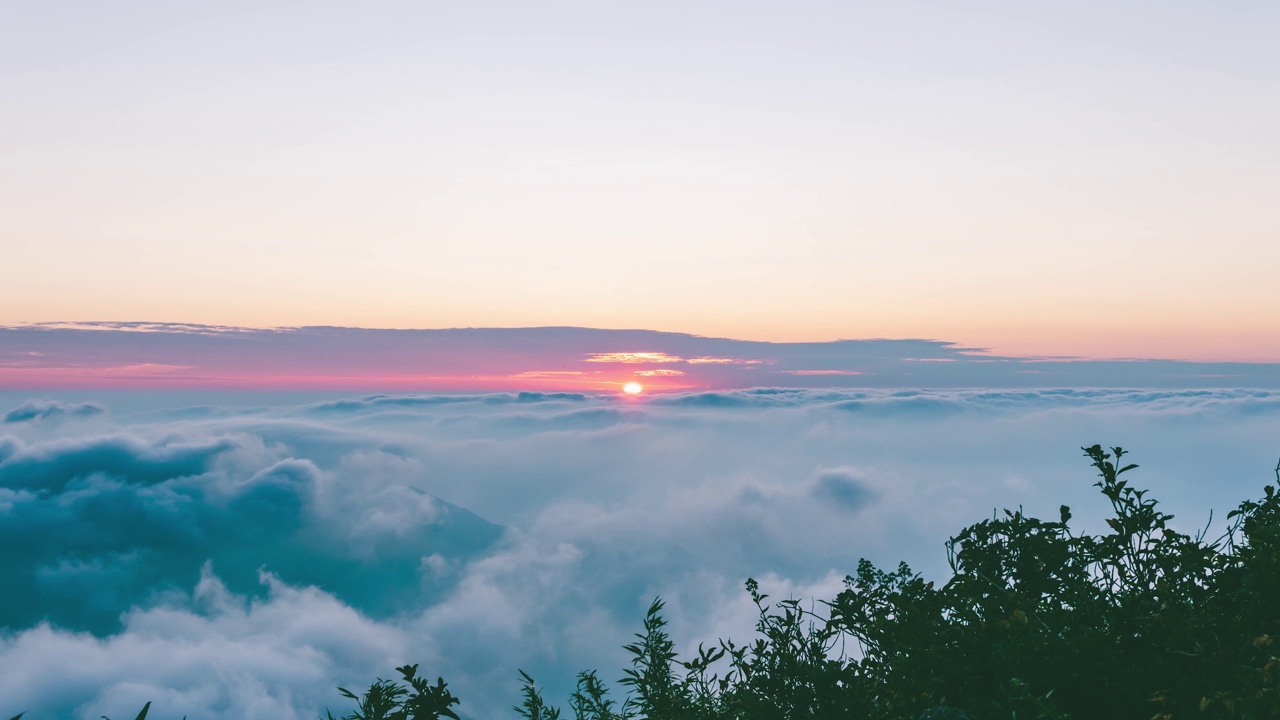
[{"x1": 10, "y1": 446, "x2": 1280, "y2": 719}]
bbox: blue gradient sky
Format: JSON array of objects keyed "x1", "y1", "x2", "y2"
[{"x1": 3, "y1": 1, "x2": 1279, "y2": 359}]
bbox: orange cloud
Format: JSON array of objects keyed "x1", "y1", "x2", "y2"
[{"x1": 584, "y1": 352, "x2": 684, "y2": 364}]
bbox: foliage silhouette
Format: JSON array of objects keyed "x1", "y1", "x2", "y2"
[
  {"x1": 325, "y1": 664, "x2": 459, "y2": 720},
  {"x1": 514, "y1": 670, "x2": 562, "y2": 720},
  {"x1": 569, "y1": 670, "x2": 623, "y2": 720}
]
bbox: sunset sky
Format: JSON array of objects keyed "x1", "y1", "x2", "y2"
[
  {"x1": 4, "y1": 1, "x2": 1279, "y2": 361},
  {"x1": 7, "y1": 5, "x2": 1280, "y2": 718}
]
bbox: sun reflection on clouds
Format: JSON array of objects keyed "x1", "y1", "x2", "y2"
[
  {"x1": 636, "y1": 369, "x2": 685, "y2": 377},
  {"x1": 584, "y1": 352, "x2": 684, "y2": 364}
]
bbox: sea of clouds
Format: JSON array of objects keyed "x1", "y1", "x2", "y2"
[{"x1": 2, "y1": 388, "x2": 1279, "y2": 719}]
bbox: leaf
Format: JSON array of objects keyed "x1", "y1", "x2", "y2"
[{"x1": 133, "y1": 703, "x2": 151, "y2": 720}]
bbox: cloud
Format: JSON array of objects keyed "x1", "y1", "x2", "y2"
[
  {"x1": 0, "y1": 433, "x2": 234, "y2": 493},
  {"x1": 4, "y1": 399, "x2": 106, "y2": 424},
  {"x1": 686, "y1": 357, "x2": 766, "y2": 365},
  {"x1": 584, "y1": 352, "x2": 685, "y2": 364},
  {"x1": 0, "y1": 567, "x2": 409, "y2": 720},
  {"x1": 810, "y1": 467, "x2": 876, "y2": 510},
  {"x1": 0, "y1": 428, "x2": 502, "y2": 636},
  {"x1": 3, "y1": 387, "x2": 1280, "y2": 718},
  {"x1": 783, "y1": 369, "x2": 864, "y2": 376},
  {"x1": 304, "y1": 392, "x2": 590, "y2": 415},
  {"x1": 513, "y1": 371, "x2": 586, "y2": 378},
  {"x1": 5, "y1": 324, "x2": 1279, "y2": 390}
]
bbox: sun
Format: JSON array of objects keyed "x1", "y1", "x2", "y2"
[{"x1": 623, "y1": 381, "x2": 643, "y2": 395}]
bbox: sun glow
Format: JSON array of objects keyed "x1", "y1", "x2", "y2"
[{"x1": 623, "y1": 381, "x2": 643, "y2": 395}]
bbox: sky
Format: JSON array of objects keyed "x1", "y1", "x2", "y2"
[
  {"x1": 3, "y1": 388, "x2": 1279, "y2": 719},
  {"x1": 3, "y1": 1, "x2": 1280, "y2": 360}
]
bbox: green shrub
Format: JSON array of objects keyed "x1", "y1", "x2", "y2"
[{"x1": 327, "y1": 664, "x2": 460, "y2": 720}]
